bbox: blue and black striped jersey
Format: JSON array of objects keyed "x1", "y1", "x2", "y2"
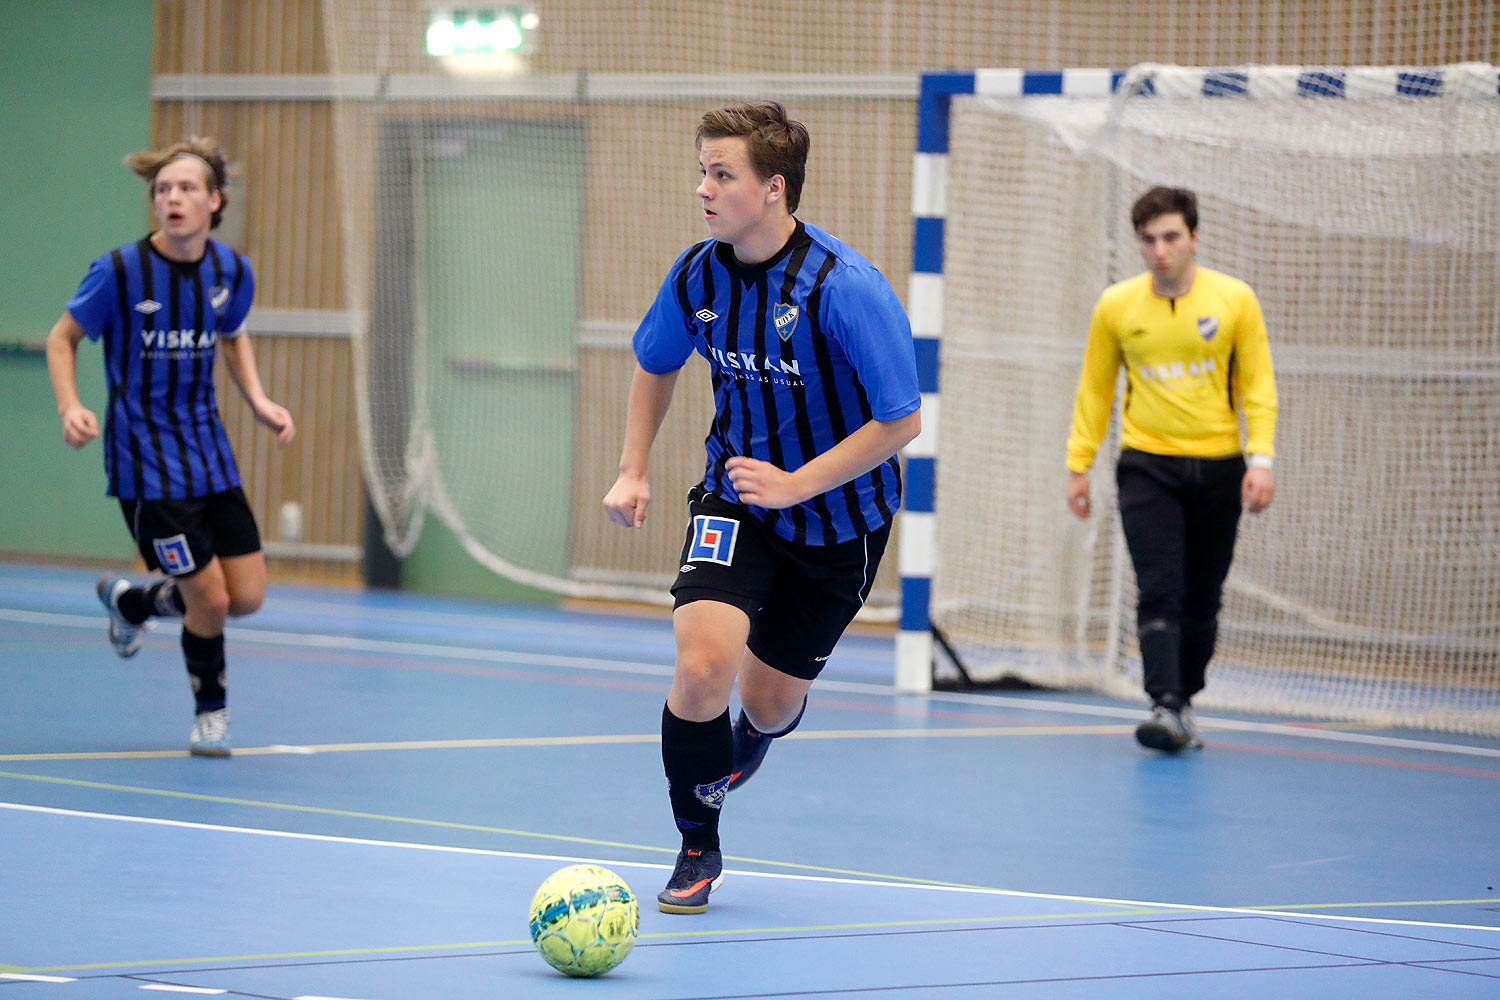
[
  {"x1": 66, "y1": 237, "x2": 254, "y2": 501},
  {"x1": 634, "y1": 221, "x2": 920, "y2": 545}
]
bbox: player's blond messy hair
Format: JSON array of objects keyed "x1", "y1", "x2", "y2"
[
  {"x1": 696, "y1": 101, "x2": 810, "y2": 213},
  {"x1": 125, "y1": 136, "x2": 230, "y2": 229}
]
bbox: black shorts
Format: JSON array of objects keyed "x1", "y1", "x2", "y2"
[
  {"x1": 670, "y1": 486, "x2": 890, "y2": 681},
  {"x1": 118, "y1": 486, "x2": 262, "y2": 577}
]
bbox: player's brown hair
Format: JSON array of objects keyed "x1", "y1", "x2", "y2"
[
  {"x1": 125, "y1": 136, "x2": 230, "y2": 229},
  {"x1": 1131, "y1": 186, "x2": 1198, "y2": 234},
  {"x1": 696, "y1": 101, "x2": 810, "y2": 213}
]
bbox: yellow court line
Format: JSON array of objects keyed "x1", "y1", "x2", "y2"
[
  {"x1": 0, "y1": 725, "x2": 1133, "y2": 763},
  {"x1": 0, "y1": 734, "x2": 664, "y2": 762},
  {"x1": 8, "y1": 898, "x2": 1500, "y2": 976},
  {"x1": 0, "y1": 910, "x2": 1232, "y2": 974},
  {"x1": 0, "y1": 771, "x2": 995, "y2": 889}
]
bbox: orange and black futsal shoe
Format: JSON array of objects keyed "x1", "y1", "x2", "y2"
[{"x1": 657, "y1": 847, "x2": 723, "y2": 914}]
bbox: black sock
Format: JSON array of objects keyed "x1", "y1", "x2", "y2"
[
  {"x1": 661, "y1": 704, "x2": 731, "y2": 851},
  {"x1": 118, "y1": 579, "x2": 185, "y2": 624},
  {"x1": 181, "y1": 627, "x2": 226, "y2": 713}
]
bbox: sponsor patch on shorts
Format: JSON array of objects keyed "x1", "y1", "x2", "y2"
[
  {"x1": 687, "y1": 515, "x2": 739, "y2": 566},
  {"x1": 152, "y1": 534, "x2": 197, "y2": 575}
]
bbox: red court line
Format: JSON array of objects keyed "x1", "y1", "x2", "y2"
[{"x1": 1212, "y1": 739, "x2": 1500, "y2": 779}]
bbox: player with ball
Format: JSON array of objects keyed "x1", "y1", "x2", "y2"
[{"x1": 604, "y1": 102, "x2": 921, "y2": 914}]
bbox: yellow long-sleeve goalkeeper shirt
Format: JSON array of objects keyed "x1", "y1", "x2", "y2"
[{"x1": 1065, "y1": 267, "x2": 1278, "y2": 474}]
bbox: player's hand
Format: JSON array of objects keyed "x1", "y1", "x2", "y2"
[
  {"x1": 254, "y1": 399, "x2": 296, "y2": 447},
  {"x1": 1066, "y1": 471, "x2": 1091, "y2": 519},
  {"x1": 1242, "y1": 466, "x2": 1274, "y2": 513},
  {"x1": 60, "y1": 404, "x2": 99, "y2": 449},
  {"x1": 725, "y1": 456, "x2": 805, "y2": 510},
  {"x1": 603, "y1": 474, "x2": 650, "y2": 528}
]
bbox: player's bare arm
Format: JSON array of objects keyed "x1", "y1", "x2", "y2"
[
  {"x1": 603, "y1": 364, "x2": 681, "y2": 528},
  {"x1": 45, "y1": 310, "x2": 99, "y2": 449},
  {"x1": 726, "y1": 409, "x2": 920, "y2": 510},
  {"x1": 218, "y1": 332, "x2": 295, "y2": 446}
]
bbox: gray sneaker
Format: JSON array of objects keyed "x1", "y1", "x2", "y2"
[
  {"x1": 190, "y1": 708, "x2": 231, "y2": 757},
  {"x1": 1135, "y1": 704, "x2": 1190, "y2": 753},
  {"x1": 1180, "y1": 705, "x2": 1205, "y2": 749},
  {"x1": 95, "y1": 575, "x2": 145, "y2": 658}
]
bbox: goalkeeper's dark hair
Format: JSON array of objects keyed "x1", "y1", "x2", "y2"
[
  {"x1": 125, "y1": 136, "x2": 230, "y2": 229},
  {"x1": 1131, "y1": 186, "x2": 1198, "y2": 234},
  {"x1": 696, "y1": 101, "x2": 810, "y2": 213}
]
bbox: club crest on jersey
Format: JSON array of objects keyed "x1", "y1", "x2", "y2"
[
  {"x1": 134, "y1": 299, "x2": 162, "y2": 314},
  {"x1": 1197, "y1": 316, "x2": 1220, "y2": 340},
  {"x1": 152, "y1": 534, "x2": 197, "y2": 575},
  {"x1": 773, "y1": 302, "x2": 800, "y2": 340},
  {"x1": 210, "y1": 286, "x2": 230, "y2": 314},
  {"x1": 687, "y1": 515, "x2": 739, "y2": 566}
]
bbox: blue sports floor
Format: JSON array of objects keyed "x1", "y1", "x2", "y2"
[{"x1": 3, "y1": 560, "x2": 1498, "y2": 998}]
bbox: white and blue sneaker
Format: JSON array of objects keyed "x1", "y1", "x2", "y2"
[
  {"x1": 1135, "y1": 704, "x2": 1191, "y2": 753},
  {"x1": 1180, "y1": 705, "x2": 1205, "y2": 749},
  {"x1": 190, "y1": 708, "x2": 231, "y2": 757},
  {"x1": 95, "y1": 575, "x2": 146, "y2": 658}
]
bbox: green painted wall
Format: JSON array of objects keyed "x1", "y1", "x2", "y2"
[
  {"x1": 0, "y1": 1, "x2": 152, "y2": 560},
  {"x1": 396, "y1": 121, "x2": 585, "y2": 605},
  {"x1": 400, "y1": 518, "x2": 554, "y2": 602}
]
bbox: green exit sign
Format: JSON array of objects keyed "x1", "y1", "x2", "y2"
[{"x1": 426, "y1": 7, "x2": 537, "y2": 56}]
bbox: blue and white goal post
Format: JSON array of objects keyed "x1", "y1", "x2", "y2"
[
  {"x1": 897, "y1": 68, "x2": 1128, "y2": 693},
  {"x1": 894, "y1": 64, "x2": 1500, "y2": 695}
]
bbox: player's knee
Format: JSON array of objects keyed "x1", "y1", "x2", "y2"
[
  {"x1": 743, "y1": 700, "x2": 798, "y2": 735},
  {"x1": 738, "y1": 685, "x2": 803, "y2": 731},
  {"x1": 674, "y1": 647, "x2": 729, "y2": 694},
  {"x1": 225, "y1": 577, "x2": 266, "y2": 618},
  {"x1": 184, "y1": 586, "x2": 232, "y2": 626},
  {"x1": 227, "y1": 591, "x2": 264, "y2": 618}
]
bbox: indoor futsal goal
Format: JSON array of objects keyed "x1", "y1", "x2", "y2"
[{"x1": 898, "y1": 63, "x2": 1500, "y2": 736}]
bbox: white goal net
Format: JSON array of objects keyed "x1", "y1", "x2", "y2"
[
  {"x1": 318, "y1": 2, "x2": 917, "y2": 607},
  {"x1": 933, "y1": 64, "x2": 1500, "y2": 735}
]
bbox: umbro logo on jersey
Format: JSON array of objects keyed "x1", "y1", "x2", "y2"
[
  {"x1": 134, "y1": 300, "x2": 162, "y2": 314},
  {"x1": 210, "y1": 286, "x2": 230, "y2": 313},
  {"x1": 1197, "y1": 316, "x2": 1220, "y2": 340},
  {"x1": 773, "y1": 302, "x2": 799, "y2": 339},
  {"x1": 695, "y1": 308, "x2": 718, "y2": 323},
  {"x1": 679, "y1": 564, "x2": 697, "y2": 572}
]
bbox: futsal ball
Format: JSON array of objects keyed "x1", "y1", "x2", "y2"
[{"x1": 528, "y1": 864, "x2": 639, "y2": 977}]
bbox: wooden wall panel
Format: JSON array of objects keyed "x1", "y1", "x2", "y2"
[
  {"x1": 150, "y1": 0, "x2": 1497, "y2": 598},
  {"x1": 214, "y1": 336, "x2": 363, "y2": 585}
]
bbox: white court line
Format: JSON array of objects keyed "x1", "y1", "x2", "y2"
[
  {"x1": 4, "y1": 608, "x2": 1498, "y2": 759},
  {"x1": 0, "y1": 973, "x2": 78, "y2": 982},
  {"x1": 138, "y1": 985, "x2": 227, "y2": 994},
  {"x1": 4, "y1": 801, "x2": 1498, "y2": 936}
]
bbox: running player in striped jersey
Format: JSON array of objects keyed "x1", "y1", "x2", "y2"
[
  {"x1": 1065, "y1": 186, "x2": 1277, "y2": 753},
  {"x1": 45, "y1": 136, "x2": 295, "y2": 757},
  {"x1": 604, "y1": 102, "x2": 921, "y2": 913}
]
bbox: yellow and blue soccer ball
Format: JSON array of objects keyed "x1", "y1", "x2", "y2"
[{"x1": 528, "y1": 864, "x2": 639, "y2": 977}]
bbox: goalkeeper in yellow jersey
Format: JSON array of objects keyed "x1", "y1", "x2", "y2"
[{"x1": 1065, "y1": 186, "x2": 1277, "y2": 753}]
